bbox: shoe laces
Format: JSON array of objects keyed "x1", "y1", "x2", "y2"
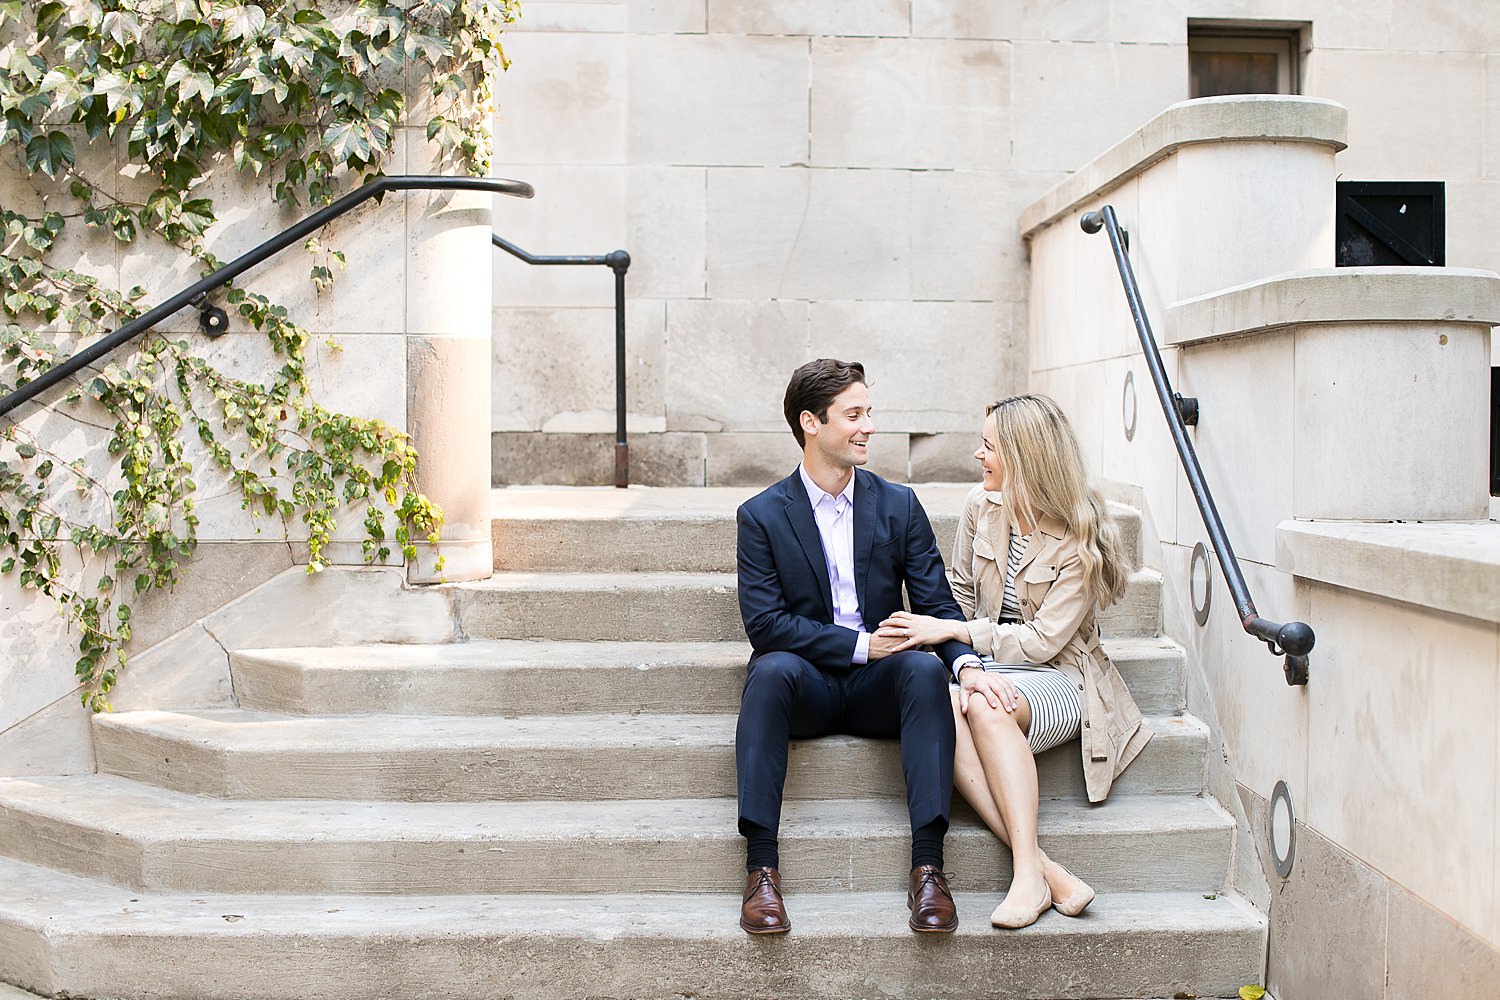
[
  {"x1": 913, "y1": 866, "x2": 953, "y2": 900},
  {"x1": 747, "y1": 867, "x2": 782, "y2": 900}
]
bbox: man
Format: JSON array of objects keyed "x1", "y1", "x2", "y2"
[{"x1": 734, "y1": 358, "x2": 982, "y2": 935}]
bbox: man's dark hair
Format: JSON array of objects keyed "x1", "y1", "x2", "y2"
[{"x1": 783, "y1": 359, "x2": 866, "y2": 448}]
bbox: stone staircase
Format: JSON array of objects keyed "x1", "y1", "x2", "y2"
[{"x1": 0, "y1": 485, "x2": 1266, "y2": 1000}]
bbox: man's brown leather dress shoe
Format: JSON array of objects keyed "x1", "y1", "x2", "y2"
[
  {"x1": 908, "y1": 865, "x2": 959, "y2": 932},
  {"x1": 740, "y1": 866, "x2": 791, "y2": 934}
]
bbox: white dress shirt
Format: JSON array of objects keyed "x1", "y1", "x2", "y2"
[{"x1": 799, "y1": 465, "x2": 870, "y2": 665}]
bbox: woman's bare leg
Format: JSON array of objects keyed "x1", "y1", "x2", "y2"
[{"x1": 950, "y1": 690, "x2": 1092, "y2": 912}]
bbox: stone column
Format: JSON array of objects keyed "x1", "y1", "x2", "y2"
[{"x1": 405, "y1": 134, "x2": 495, "y2": 584}]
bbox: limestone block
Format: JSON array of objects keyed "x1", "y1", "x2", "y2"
[
  {"x1": 1293, "y1": 322, "x2": 1489, "y2": 520},
  {"x1": 202, "y1": 566, "x2": 455, "y2": 649},
  {"x1": 0, "y1": 573, "x2": 85, "y2": 733},
  {"x1": 914, "y1": 0, "x2": 1110, "y2": 41},
  {"x1": 492, "y1": 31, "x2": 627, "y2": 165},
  {"x1": 663, "y1": 299, "x2": 808, "y2": 432},
  {"x1": 706, "y1": 167, "x2": 912, "y2": 300},
  {"x1": 127, "y1": 543, "x2": 296, "y2": 651},
  {"x1": 491, "y1": 166, "x2": 626, "y2": 309},
  {"x1": 1389, "y1": 2, "x2": 1500, "y2": 52},
  {"x1": 911, "y1": 170, "x2": 1061, "y2": 304},
  {"x1": 1304, "y1": 583, "x2": 1499, "y2": 942},
  {"x1": 909, "y1": 433, "x2": 982, "y2": 483},
  {"x1": 1266, "y1": 821, "x2": 1391, "y2": 999},
  {"x1": 706, "y1": 432, "x2": 908, "y2": 486},
  {"x1": 510, "y1": 1, "x2": 626, "y2": 33},
  {"x1": 628, "y1": 35, "x2": 810, "y2": 166},
  {"x1": 408, "y1": 336, "x2": 494, "y2": 582},
  {"x1": 808, "y1": 301, "x2": 1010, "y2": 433},
  {"x1": 1445, "y1": 181, "x2": 1500, "y2": 275},
  {"x1": 0, "y1": 696, "x2": 93, "y2": 777},
  {"x1": 1313, "y1": 49, "x2": 1485, "y2": 181},
  {"x1": 491, "y1": 431, "x2": 615, "y2": 485},
  {"x1": 108, "y1": 624, "x2": 231, "y2": 712},
  {"x1": 628, "y1": 0, "x2": 704, "y2": 32},
  {"x1": 1387, "y1": 885, "x2": 1500, "y2": 991},
  {"x1": 632, "y1": 432, "x2": 707, "y2": 486},
  {"x1": 1171, "y1": 140, "x2": 1335, "y2": 300},
  {"x1": 1173, "y1": 330, "x2": 1294, "y2": 567},
  {"x1": 706, "y1": 432, "x2": 797, "y2": 487},
  {"x1": 811, "y1": 38, "x2": 1009, "y2": 170},
  {"x1": 709, "y1": 0, "x2": 910, "y2": 37},
  {"x1": 492, "y1": 300, "x2": 666, "y2": 432},
  {"x1": 1010, "y1": 41, "x2": 1188, "y2": 174},
  {"x1": 626, "y1": 166, "x2": 707, "y2": 299}
]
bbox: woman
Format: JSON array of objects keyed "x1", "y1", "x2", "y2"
[{"x1": 877, "y1": 394, "x2": 1152, "y2": 929}]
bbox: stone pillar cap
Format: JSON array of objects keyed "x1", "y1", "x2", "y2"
[
  {"x1": 1020, "y1": 95, "x2": 1349, "y2": 239},
  {"x1": 1165, "y1": 266, "x2": 1500, "y2": 346}
]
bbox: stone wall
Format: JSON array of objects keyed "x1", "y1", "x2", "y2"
[
  {"x1": 488, "y1": 0, "x2": 1500, "y2": 486},
  {"x1": 1022, "y1": 92, "x2": 1500, "y2": 996}
]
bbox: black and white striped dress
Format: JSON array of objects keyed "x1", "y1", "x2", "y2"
[{"x1": 982, "y1": 529, "x2": 1083, "y2": 755}]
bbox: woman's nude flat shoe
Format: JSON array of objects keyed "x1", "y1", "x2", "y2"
[
  {"x1": 1049, "y1": 866, "x2": 1095, "y2": 917},
  {"x1": 989, "y1": 885, "x2": 1053, "y2": 929}
]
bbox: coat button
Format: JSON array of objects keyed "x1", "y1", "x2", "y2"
[
  {"x1": 1084, "y1": 721, "x2": 1090, "y2": 728},
  {"x1": 1077, "y1": 683, "x2": 1084, "y2": 691}
]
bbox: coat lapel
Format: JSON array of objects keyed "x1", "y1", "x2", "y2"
[
  {"x1": 853, "y1": 468, "x2": 876, "y2": 622},
  {"x1": 781, "y1": 473, "x2": 834, "y2": 619}
]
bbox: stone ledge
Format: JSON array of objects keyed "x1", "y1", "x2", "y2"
[
  {"x1": 1276, "y1": 519, "x2": 1500, "y2": 625},
  {"x1": 1166, "y1": 267, "x2": 1500, "y2": 346},
  {"x1": 1019, "y1": 95, "x2": 1348, "y2": 239}
]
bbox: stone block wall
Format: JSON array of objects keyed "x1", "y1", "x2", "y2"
[{"x1": 488, "y1": 0, "x2": 1500, "y2": 487}]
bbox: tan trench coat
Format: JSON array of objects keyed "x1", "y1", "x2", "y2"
[{"x1": 949, "y1": 483, "x2": 1152, "y2": 803}]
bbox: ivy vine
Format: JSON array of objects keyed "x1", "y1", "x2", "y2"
[{"x1": 0, "y1": 0, "x2": 518, "y2": 711}]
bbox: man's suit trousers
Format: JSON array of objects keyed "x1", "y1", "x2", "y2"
[{"x1": 735, "y1": 648, "x2": 956, "y2": 837}]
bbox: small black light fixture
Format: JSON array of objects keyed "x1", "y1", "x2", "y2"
[{"x1": 191, "y1": 292, "x2": 229, "y2": 337}]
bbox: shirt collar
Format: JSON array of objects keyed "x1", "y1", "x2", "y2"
[{"x1": 799, "y1": 464, "x2": 855, "y2": 509}]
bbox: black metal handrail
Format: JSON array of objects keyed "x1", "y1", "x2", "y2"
[
  {"x1": 491, "y1": 234, "x2": 631, "y2": 488},
  {"x1": 1082, "y1": 205, "x2": 1314, "y2": 685},
  {"x1": 0, "y1": 175, "x2": 535, "y2": 419}
]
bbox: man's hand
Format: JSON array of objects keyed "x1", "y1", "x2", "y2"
[
  {"x1": 875, "y1": 611, "x2": 965, "y2": 651},
  {"x1": 957, "y1": 667, "x2": 1021, "y2": 716},
  {"x1": 866, "y1": 632, "x2": 906, "y2": 660}
]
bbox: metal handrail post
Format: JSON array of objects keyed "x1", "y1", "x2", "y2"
[{"x1": 491, "y1": 234, "x2": 632, "y2": 487}]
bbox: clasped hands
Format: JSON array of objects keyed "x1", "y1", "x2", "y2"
[{"x1": 873, "y1": 611, "x2": 1020, "y2": 715}]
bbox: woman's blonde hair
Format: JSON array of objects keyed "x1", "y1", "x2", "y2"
[{"x1": 985, "y1": 394, "x2": 1129, "y2": 608}]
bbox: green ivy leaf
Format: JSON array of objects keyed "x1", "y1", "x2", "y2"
[
  {"x1": 219, "y1": 5, "x2": 267, "y2": 42},
  {"x1": 24, "y1": 130, "x2": 76, "y2": 178}
]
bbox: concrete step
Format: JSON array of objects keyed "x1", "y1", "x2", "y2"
[
  {"x1": 0, "y1": 856, "x2": 1265, "y2": 1000},
  {"x1": 231, "y1": 635, "x2": 1187, "y2": 716},
  {"x1": 0, "y1": 776, "x2": 1231, "y2": 896},
  {"x1": 451, "y1": 568, "x2": 1162, "y2": 643},
  {"x1": 90, "y1": 709, "x2": 1207, "y2": 802},
  {"x1": 490, "y1": 485, "x2": 1144, "y2": 574}
]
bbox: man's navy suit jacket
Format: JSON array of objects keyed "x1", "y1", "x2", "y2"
[{"x1": 735, "y1": 467, "x2": 977, "y2": 673}]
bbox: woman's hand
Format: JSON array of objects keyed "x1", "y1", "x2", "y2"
[
  {"x1": 875, "y1": 611, "x2": 965, "y2": 651},
  {"x1": 957, "y1": 666, "x2": 1020, "y2": 715}
]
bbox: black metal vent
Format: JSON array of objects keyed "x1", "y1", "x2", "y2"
[{"x1": 1335, "y1": 181, "x2": 1445, "y2": 267}]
